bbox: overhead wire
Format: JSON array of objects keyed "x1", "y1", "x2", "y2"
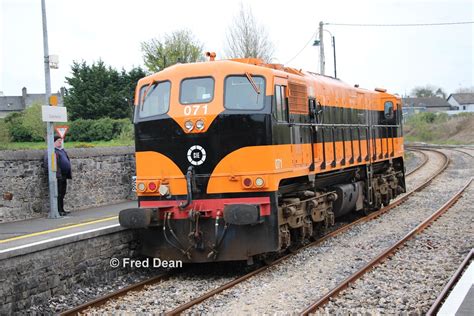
[
  {"x1": 284, "y1": 31, "x2": 318, "y2": 65},
  {"x1": 325, "y1": 21, "x2": 474, "y2": 27},
  {"x1": 284, "y1": 20, "x2": 473, "y2": 65}
]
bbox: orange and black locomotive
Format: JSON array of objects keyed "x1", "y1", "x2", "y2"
[{"x1": 119, "y1": 54, "x2": 406, "y2": 263}]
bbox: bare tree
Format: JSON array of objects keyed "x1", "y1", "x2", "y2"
[
  {"x1": 411, "y1": 85, "x2": 446, "y2": 99},
  {"x1": 224, "y1": 3, "x2": 275, "y2": 62},
  {"x1": 455, "y1": 86, "x2": 474, "y2": 93}
]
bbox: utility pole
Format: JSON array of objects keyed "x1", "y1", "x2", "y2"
[
  {"x1": 319, "y1": 21, "x2": 325, "y2": 75},
  {"x1": 41, "y1": 0, "x2": 60, "y2": 219},
  {"x1": 332, "y1": 36, "x2": 337, "y2": 78}
]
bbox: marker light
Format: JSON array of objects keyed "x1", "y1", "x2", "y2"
[
  {"x1": 148, "y1": 182, "x2": 157, "y2": 191},
  {"x1": 255, "y1": 177, "x2": 265, "y2": 187},
  {"x1": 196, "y1": 120, "x2": 205, "y2": 130},
  {"x1": 243, "y1": 178, "x2": 252, "y2": 187},
  {"x1": 185, "y1": 120, "x2": 194, "y2": 131}
]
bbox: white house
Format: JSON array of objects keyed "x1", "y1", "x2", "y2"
[{"x1": 447, "y1": 93, "x2": 474, "y2": 111}]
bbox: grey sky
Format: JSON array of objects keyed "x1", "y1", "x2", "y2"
[{"x1": 1, "y1": 0, "x2": 473, "y2": 97}]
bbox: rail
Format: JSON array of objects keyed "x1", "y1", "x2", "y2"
[{"x1": 300, "y1": 177, "x2": 472, "y2": 315}]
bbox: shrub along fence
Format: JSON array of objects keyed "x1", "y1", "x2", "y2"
[
  {"x1": 67, "y1": 118, "x2": 132, "y2": 141},
  {"x1": 2, "y1": 104, "x2": 133, "y2": 143}
]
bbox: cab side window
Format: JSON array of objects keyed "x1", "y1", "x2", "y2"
[
  {"x1": 273, "y1": 85, "x2": 288, "y2": 122},
  {"x1": 384, "y1": 101, "x2": 395, "y2": 124}
]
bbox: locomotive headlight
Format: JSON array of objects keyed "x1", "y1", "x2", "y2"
[
  {"x1": 184, "y1": 120, "x2": 194, "y2": 131},
  {"x1": 159, "y1": 184, "x2": 170, "y2": 196},
  {"x1": 196, "y1": 119, "x2": 205, "y2": 130},
  {"x1": 255, "y1": 177, "x2": 265, "y2": 187},
  {"x1": 137, "y1": 182, "x2": 146, "y2": 192}
]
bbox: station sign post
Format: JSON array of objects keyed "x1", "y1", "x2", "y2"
[{"x1": 42, "y1": 96, "x2": 67, "y2": 219}]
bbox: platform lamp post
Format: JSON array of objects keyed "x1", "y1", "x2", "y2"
[{"x1": 41, "y1": 0, "x2": 60, "y2": 219}]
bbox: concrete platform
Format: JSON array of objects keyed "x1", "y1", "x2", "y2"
[
  {"x1": 438, "y1": 260, "x2": 474, "y2": 316},
  {"x1": 0, "y1": 200, "x2": 136, "y2": 260}
]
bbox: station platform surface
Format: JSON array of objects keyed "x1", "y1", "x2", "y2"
[
  {"x1": 438, "y1": 260, "x2": 474, "y2": 316},
  {"x1": 0, "y1": 200, "x2": 136, "y2": 260}
]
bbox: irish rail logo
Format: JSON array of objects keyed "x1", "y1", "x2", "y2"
[{"x1": 187, "y1": 145, "x2": 207, "y2": 166}]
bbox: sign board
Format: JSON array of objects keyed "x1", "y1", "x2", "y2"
[
  {"x1": 55, "y1": 125, "x2": 69, "y2": 139},
  {"x1": 49, "y1": 55, "x2": 59, "y2": 69},
  {"x1": 42, "y1": 105, "x2": 67, "y2": 122}
]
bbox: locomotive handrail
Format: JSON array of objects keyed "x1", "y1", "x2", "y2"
[
  {"x1": 274, "y1": 122, "x2": 400, "y2": 128},
  {"x1": 280, "y1": 122, "x2": 397, "y2": 128},
  {"x1": 179, "y1": 166, "x2": 194, "y2": 209}
]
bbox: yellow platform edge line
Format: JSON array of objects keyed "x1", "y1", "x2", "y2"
[{"x1": 0, "y1": 216, "x2": 118, "y2": 244}]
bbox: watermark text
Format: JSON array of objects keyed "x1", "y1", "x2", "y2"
[{"x1": 109, "y1": 257, "x2": 182, "y2": 268}]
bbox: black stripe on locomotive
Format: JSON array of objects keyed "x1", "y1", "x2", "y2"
[{"x1": 134, "y1": 94, "x2": 402, "y2": 200}]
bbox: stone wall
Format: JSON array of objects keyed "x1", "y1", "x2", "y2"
[
  {"x1": 0, "y1": 147, "x2": 136, "y2": 223},
  {"x1": 0, "y1": 229, "x2": 138, "y2": 314}
]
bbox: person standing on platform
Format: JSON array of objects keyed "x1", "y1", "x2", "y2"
[{"x1": 53, "y1": 135, "x2": 72, "y2": 216}]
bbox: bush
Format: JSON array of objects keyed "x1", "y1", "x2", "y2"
[
  {"x1": 5, "y1": 112, "x2": 34, "y2": 142},
  {"x1": 407, "y1": 112, "x2": 450, "y2": 126},
  {"x1": 3, "y1": 109, "x2": 133, "y2": 143},
  {"x1": 22, "y1": 104, "x2": 46, "y2": 141},
  {"x1": 4, "y1": 104, "x2": 46, "y2": 142},
  {"x1": 117, "y1": 121, "x2": 135, "y2": 141},
  {"x1": 67, "y1": 118, "x2": 133, "y2": 142},
  {"x1": 407, "y1": 112, "x2": 435, "y2": 124}
]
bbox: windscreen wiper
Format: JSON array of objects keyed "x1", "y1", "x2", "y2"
[
  {"x1": 141, "y1": 80, "x2": 156, "y2": 110},
  {"x1": 245, "y1": 72, "x2": 261, "y2": 94}
]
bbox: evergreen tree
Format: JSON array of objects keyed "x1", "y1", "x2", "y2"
[{"x1": 64, "y1": 61, "x2": 146, "y2": 120}]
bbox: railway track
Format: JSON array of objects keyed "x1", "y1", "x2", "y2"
[
  {"x1": 450, "y1": 148, "x2": 473, "y2": 158},
  {"x1": 300, "y1": 177, "x2": 472, "y2": 314},
  {"x1": 60, "y1": 273, "x2": 177, "y2": 315},
  {"x1": 405, "y1": 148, "x2": 429, "y2": 175},
  {"x1": 408, "y1": 143, "x2": 474, "y2": 158},
  {"x1": 62, "y1": 148, "x2": 449, "y2": 315}
]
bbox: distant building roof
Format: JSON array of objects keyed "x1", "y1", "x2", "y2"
[
  {"x1": 0, "y1": 96, "x2": 24, "y2": 111},
  {"x1": 447, "y1": 93, "x2": 474, "y2": 105},
  {"x1": 402, "y1": 97, "x2": 450, "y2": 108},
  {"x1": 0, "y1": 87, "x2": 64, "y2": 115}
]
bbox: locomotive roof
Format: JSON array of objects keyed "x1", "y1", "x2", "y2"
[{"x1": 138, "y1": 58, "x2": 395, "y2": 99}]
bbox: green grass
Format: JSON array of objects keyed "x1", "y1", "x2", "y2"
[
  {"x1": 0, "y1": 139, "x2": 134, "y2": 150},
  {"x1": 404, "y1": 112, "x2": 473, "y2": 145}
]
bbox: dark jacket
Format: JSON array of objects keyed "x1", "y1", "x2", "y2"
[
  {"x1": 56, "y1": 148, "x2": 72, "y2": 179},
  {"x1": 44, "y1": 148, "x2": 72, "y2": 179}
]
